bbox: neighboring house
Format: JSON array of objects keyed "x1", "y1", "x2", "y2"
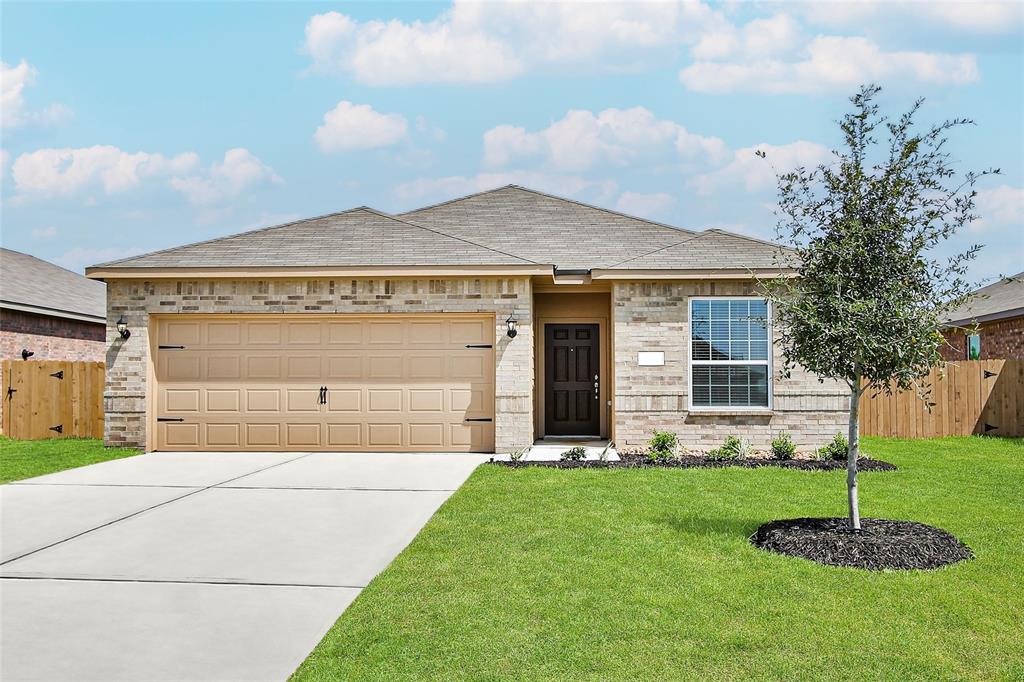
[
  {"x1": 86, "y1": 185, "x2": 848, "y2": 453},
  {"x1": 940, "y1": 272, "x2": 1024, "y2": 361},
  {"x1": 1, "y1": 248, "x2": 107, "y2": 362}
]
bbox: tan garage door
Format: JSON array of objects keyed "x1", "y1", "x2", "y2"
[{"x1": 154, "y1": 315, "x2": 495, "y2": 452}]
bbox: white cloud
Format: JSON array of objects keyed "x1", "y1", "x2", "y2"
[
  {"x1": 484, "y1": 107, "x2": 725, "y2": 171},
  {"x1": 971, "y1": 185, "x2": 1024, "y2": 233},
  {"x1": 1, "y1": 60, "x2": 72, "y2": 129},
  {"x1": 169, "y1": 148, "x2": 281, "y2": 206},
  {"x1": 303, "y1": 1, "x2": 719, "y2": 85},
  {"x1": 615, "y1": 191, "x2": 676, "y2": 219},
  {"x1": 690, "y1": 140, "x2": 832, "y2": 195},
  {"x1": 393, "y1": 172, "x2": 617, "y2": 206},
  {"x1": 801, "y1": 0, "x2": 1024, "y2": 33},
  {"x1": 11, "y1": 146, "x2": 199, "y2": 197},
  {"x1": 52, "y1": 246, "x2": 145, "y2": 274},
  {"x1": 31, "y1": 226, "x2": 57, "y2": 240},
  {"x1": 314, "y1": 101, "x2": 408, "y2": 152},
  {"x1": 680, "y1": 35, "x2": 979, "y2": 93},
  {"x1": 692, "y1": 13, "x2": 800, "y2": 61},
  {"x1": 0, "y1": 148, "x2": 9, "y2": 180}
]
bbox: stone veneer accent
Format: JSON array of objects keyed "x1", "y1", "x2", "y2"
[
  {"x1": 612, "y1": 281, "x2": 849, "y2": 450},
  {"x1": 104, "y1": 277, "x2": 533, "y2": 450}
]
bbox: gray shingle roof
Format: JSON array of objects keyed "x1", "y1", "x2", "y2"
[
  {"x1": 943, "y1": 272, "x2": 1024, "y2": 326},
  {"x1": 1, "y1": 248, "x2": 106, "y2": 322},
  {"x1": 91, "y1": 185, "x2": 792, "y2": 273},
  {"x1": 95, "y1": 207, "x2": 535, "y2": 268},
  {"x1": 401, "y1": 185, "x2": 699, "y2": 270}
]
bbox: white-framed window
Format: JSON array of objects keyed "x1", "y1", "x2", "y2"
[{"x1": 689, "y1": 297, "x2": 772, "y2": 410}]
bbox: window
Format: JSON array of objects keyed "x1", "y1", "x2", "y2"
[
  {"x1": 967, "y1": 334, "x2": 981, "y2": 360},
  {"x1": 690, "y1": 298, "x2": 771, "y2": 409}
]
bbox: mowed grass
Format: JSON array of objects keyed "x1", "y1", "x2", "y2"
[
  {"x1": 0, "y1": 436, "x2": 139, "y2": 483},
  {"x1": 294, "y1": 437, "x2": 1024, "y2": 681}
]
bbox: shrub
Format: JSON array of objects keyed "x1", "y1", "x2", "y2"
[
  {"x1": 771, "y1": 433, "x2": 796, "y2": 460},
  {"x1": 561, "y1": 445, "x2": 587, "y2": 461},
  {"x1": 818, "y1": 433, "x2": 849, "y2": 461},
  {"x1": 647, "y1": 430, "x2": 679, "y2": 461},
  {"x1": 708, "y1": 435, "x2": 752, "y2": 460},
  {"x1": 508, "y1": 447, "x2": 530, "y2": 462}
]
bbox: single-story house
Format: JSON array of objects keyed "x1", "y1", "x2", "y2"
[
  {"x1": 1, "y1": 248, "x2": 107, "y2": 362},
  {"x1": 940, "y1": 272, "x2": 1024, "y2": 361},
  {"x1": 86, "y1": 185, "x2": 848, "y2": 453}
]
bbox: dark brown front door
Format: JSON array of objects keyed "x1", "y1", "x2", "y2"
[{"x1": 545, "y1": 324, "x2": 600, "y2": 436}]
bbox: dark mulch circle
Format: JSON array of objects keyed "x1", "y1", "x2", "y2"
[
  {"x1": 750, "y1": 517, "x2": 973, "y2": 570},
  {"x1": 490, "y1": 455, "x2": 896, "y2": 472}
]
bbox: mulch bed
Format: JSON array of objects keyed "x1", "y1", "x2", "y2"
[
  {"x1": 750, "y1": 517, "x2": 974, "y2": 570},
  {"x1": 489, "y1": 455, "x2": 896, "y2": 471}
]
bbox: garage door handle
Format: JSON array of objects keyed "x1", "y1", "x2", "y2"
[
  {"x1": 157, "y1": 417, "x2": 185, "y2": 422},
  {"x1": 158, "y1": 345, "x2": 186, "y2": 350},
  {"x1": 465, "y1": 344, "x2": 492, "y2": 349},
  {"x1": 464, "y1": 418, "x2": 493, "y2": 422}
]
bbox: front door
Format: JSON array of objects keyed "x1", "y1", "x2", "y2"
[{"x1": 544, "y1": 324, "x2": 600, "y2": 436}]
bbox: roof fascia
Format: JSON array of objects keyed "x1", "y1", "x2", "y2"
[{"x1": 86, "y1": 264, "x2": 553, "y2": 280}]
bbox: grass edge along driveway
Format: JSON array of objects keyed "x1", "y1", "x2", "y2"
[
  {"x1": 293, "y1": 436, "x2": 1024, "y2": 681},
  {"x1": 0, "y1": 436, "x2": 139, "y2": 484}
]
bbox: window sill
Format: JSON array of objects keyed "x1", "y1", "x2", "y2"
[{"x1": 686, "y1": 409, "x2": 774, "y2": 416}]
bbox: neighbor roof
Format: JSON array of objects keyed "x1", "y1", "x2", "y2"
[
  {"x1": 90, "y1": 185, "x2": 792, "y2": 274},
  {"x1": 943, "y1": 272, "x2": 1024, "y2": 327},
  {"x1": 1, "y1": 248, "x2": 106, "y2": 323}
]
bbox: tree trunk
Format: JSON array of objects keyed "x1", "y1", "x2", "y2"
[{"x1": 847, "y1": 379, "x2": 862, "y2": 530}]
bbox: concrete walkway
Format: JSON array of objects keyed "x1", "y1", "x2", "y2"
[{"x1": 0, "y1": 451, "x2": 487, "y2": 681}]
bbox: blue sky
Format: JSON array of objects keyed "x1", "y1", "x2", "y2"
[{"x1": 2, "y1": 1, "x2": 1022, "y2": 281}]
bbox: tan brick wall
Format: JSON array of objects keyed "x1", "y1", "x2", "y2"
[
  {"x1": 612, "y1": 281, "x2": 849, "y2": 451},
  {"x1": 104, "y1": 277, "x2": 533, "y2": 451},
  {"x1": 941, "y1": 316, "x2": 1024, "y2": 361}
]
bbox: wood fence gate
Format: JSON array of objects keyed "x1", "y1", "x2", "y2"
[
  {"x1": 859, "y1": 359, "x2": 1023, "y2": 438},
  {"x1": 1, "y1": 360, "x2": 105, "y2": 440}
]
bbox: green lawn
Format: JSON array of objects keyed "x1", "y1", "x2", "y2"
[
  {"x1": 0, "y1": 436, "x2": 139, "y2": 484},
  {"x1": 294, "y1": 437, "x2": 1024, "y2": 681}
]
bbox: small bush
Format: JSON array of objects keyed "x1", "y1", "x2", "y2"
[
  {"x1": 818, "y1": 433, "x2": 849, "y2": 461},
  {"x1": 771, "y1": 433, "x2": 796, "y2": 460},
  {"x1": 708, "y1": 435, "x2": 752, "y2": 460},
  {"x1": 561, "y1": 445, "x2": 587, "y2": 461},
  {"x1": 647, "y1": 430, "x2": 679, "y2": 461},
  {"x1": 508, "y1": 447, "x2": 530, "y2": 462}
]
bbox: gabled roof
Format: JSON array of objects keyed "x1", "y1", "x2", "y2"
[
  {"x1": 400, "y1": 185, "x2": 698, "y2": 270},
  {"x1": 94, "y1": 207, "x2": 536, "y2": 269},
  {"x1": 88, "y1": 185, "x2": 794, "y2": 276},
  {"x1": 0, "y1": 248, "x2": 106, "y2": 323},
  {"x1": 943, "y1": 272, "x2": 1024, "y2": 327}
]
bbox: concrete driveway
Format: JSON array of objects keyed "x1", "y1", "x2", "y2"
[{"x1": 0, "y1": 451, "x2": 487, "y2": 681}]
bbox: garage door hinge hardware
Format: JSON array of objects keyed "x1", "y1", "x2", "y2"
[
  {"x1": 158, "y1": 345, "x2": 186, "y2": 350},
  {"x1": 464, "y1": 417, "x2": 493, "y2": 422},
  {"x1": 984, "y1": 370, "x2": 997, "y2": 378},
  {"x1": 50, "y1": 424, "x2": 63, "y2": 434},
  {"x1": 465, "y1": 344, "x2": 492, "y2": 349},
  {"x1": 983, "y1": 423, "x2": 997, "y2": 432},
  {"x1": 157, "y1": 417, "x2": 185, "y2": 422},
  {"x1": 318, "y1": 386, "x2": 327, "y2": 405},
  {"x1": 50, "y1": 370, "x2": 64, "y2": 380}
]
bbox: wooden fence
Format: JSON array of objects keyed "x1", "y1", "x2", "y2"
[
  {"x1": 859, "y1": 359, "x2": 1023, "y2": 438},
  {"x1": 1, "y1": 360, "x2": 105, "y2": 440}
]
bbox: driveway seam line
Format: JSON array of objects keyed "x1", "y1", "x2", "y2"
[
  {"x1": 0, "y1": 453, "x2": 315, "y2": 567},
  {"x1": 0, "y1": 575, "x2": 365, "y2": 589}
]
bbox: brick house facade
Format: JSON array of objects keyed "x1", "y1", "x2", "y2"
[
  {"x1": 0, "y1": 309, "x2": 106, "y2": 362},
  {"x1": 940, "y1": 273, "x2": 1024, "y2": 362}
]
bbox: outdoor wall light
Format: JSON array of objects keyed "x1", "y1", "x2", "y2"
[
  {"x1": 116, "y1": 315, "x2": 131, "y2": 340},
  {"x1": 21, "y1": 349, "x2": 34, "y2": 361},
  {"x1": 506, "y1": 313, "x2": 518, "y2": 339}
]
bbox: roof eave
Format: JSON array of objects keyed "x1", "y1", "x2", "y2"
[
  {"x1": 86, "y1": 264, "x2": 554, "y2": 280},
  {"x1": 590, "y1": 267, "x2": 798, "y2": 280},
  {"x1": 943, "y1": 306, "x2": 1024, "y2": 328},
  {"x1": 0, "y1": 300, "x2": 106, "y2": 324}
]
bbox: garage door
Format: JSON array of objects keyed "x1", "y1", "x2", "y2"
[{"x1": 154, "y1": 315, "x2": 495, "y2": 452}]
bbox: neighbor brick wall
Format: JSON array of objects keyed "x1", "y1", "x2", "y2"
[
  {"x1": 0, "y1": 309, "x2": 106, "y2": 362},
  {"x1": 612, "y1": 281, "x2": 849, "y2": 451},
  {"x1": 940, "y1": 316, "x2": 1024, "y2": 361},
  {"x1": 104, "y1": 277, "x2": 533, "y2": 450}
]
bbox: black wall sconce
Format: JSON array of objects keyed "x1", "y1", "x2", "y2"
[
  {"x1": 116, "y1": 315, "x2": 131, "y2": 340},
  {"x1": 21, "y1": 349, "x2": 34, "y2": 361},
  {"x1": 506, "y1": 313, "x2": 518, "y2": 338}
]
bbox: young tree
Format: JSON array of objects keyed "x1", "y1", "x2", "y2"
[{"x1": 760, "y1": 84, "x2": 997, "y2": 530}]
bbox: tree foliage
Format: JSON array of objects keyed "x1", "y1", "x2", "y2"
[{"x1": 759, "y1": 84, "x2": 998, "y2": 528}]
